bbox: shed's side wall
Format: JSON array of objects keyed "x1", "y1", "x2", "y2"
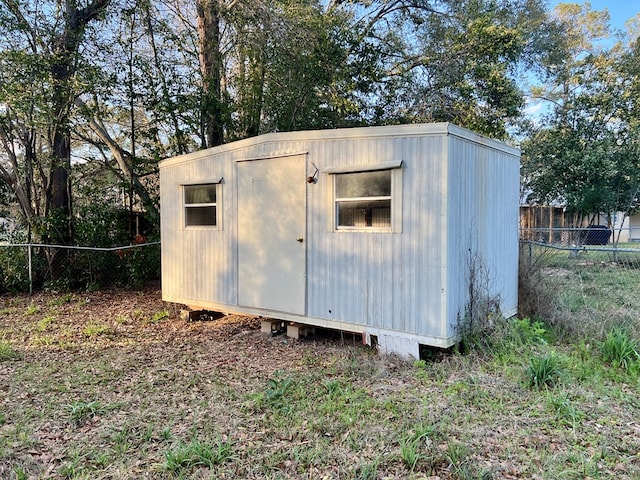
[{"x1": 444, "y1": 134, "x2": 520, "y2": 339}]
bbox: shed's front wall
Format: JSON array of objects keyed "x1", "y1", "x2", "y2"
[
  {"x1": 160, "y1": 123, "x2": 519, "y2": 348},
  {"x1": 306, "y1": 133, "x2": 450, "y2": 340}
]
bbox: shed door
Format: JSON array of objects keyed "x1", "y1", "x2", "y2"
[{"x1": 237, "y1": 155, "x2": 306, "y2": 314}]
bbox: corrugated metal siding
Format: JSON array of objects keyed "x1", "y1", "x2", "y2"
[
  {"x1": 305, "y1": 134, "x2": 448, "y2": 338},
  {"x1": 444, "y1": 135, "x2": 520, "y2": 339},
  {"x1": 162, "y1": 142, "x2": 313, "y2": 308},
  {"x1": 161, "y1": 151, "x2": 238, "y2": 306}
]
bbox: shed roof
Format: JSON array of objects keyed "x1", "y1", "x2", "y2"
[{"x1": 159, "y1": 123, "x2": 520, "y2": 169}]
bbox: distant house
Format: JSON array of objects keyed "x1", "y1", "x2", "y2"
[
  {"x1": 159, "y1": 123, "x2": 520, "y2": 358},
  {"x1": 519, "y1": 205, "x2": 632, "y2": 244}
]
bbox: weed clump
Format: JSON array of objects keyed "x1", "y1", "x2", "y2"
[
  {"x1": 600, "y1": 328, "x2": 639, "y2": 371},
  {"x1": 399, "y1": 423, "x2": 438, "y2": 471},
  {"x1": 518, "y1": 243, "x2": 556, "y2": 322},
  {"x1": 456, "y1": 251, "x2": 502, "y2": 353},
  {"x1": 164, "y1": 437, "x2": 234, "y2": 474},
  {"x1": 66, "y1": 400, "x2": 108, "y2": 427},
  {"x1": 0, "y1": 338, "x2": 19, "y2": 361},
  {"x1": 527, "y1": 351, "x2": 562, "y2": 389}
]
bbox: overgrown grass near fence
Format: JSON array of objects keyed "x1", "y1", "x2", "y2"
[
  {"x1": 520, "y1": 239, "x2": 640, "y2": 341},
  {"x1": 0, "y1": 243, "x2": 160, "y2": 293}
]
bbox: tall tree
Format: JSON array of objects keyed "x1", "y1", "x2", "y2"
[
  {"x1": 0, "y1": 0, "x2": 110, "y2": 243},
  {"x1": 521, "y1": 4, "x2": 640, "y2": 226},
  {"x1": 49, "y1": 0, "x2": 110, "y2": 243},
  {"x1": 327, "y1": 0, "x2": 562, "y2": 138},
  {"x1": 196, "y1": 0, "x2": 224, "y2": 147}
]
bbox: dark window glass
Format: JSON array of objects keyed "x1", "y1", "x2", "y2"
[
  {"x1": 335, "y1": 171, "x2": 392, "y2": 229},
  {"x1": 335, "y1": 170, "x2": 391, "y2": 198},
  {"x1": 185, "y1": 184, "x2": 217, "y2": 227}
]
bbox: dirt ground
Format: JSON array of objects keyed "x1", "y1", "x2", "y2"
[{"x1": 1, "y1": 287, "x2": 640, "y2": 479}]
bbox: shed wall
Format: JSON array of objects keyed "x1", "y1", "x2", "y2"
[
  {"x1": 305, "y1": 134, "x2": 448, "y2": 338},
  {"x1": 444, "y1": 132, "x2": 520, "y2": 339}
]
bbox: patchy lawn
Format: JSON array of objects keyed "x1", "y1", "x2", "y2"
[{"x1": 1, "y1": 288, "x2": 639, "y2": 479}]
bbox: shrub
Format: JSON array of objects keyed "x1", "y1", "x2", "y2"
[
  {"x1": 457, "y1": 252, "x2": 502, "y2": 353},
  {"x1": 527, "y1": 351, "x2": 562, "y2": 389},
  {"x1": 510, "y1": 317, "x2": 548, "y2": 346},
  {"x1": 518, "y1": 243, "x2": 555, "y2": 322},
  {"x1": 600, "y1": 328, "x2": 639, "y2": 371}
]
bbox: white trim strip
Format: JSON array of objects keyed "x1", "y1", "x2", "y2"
[
  {"x1": 235, "y1": 151, "x2": 308, "y2": 163},
  {"x1": 324, "y1": 159, "x2": 403, "y2": 174},
  {"x1": 180, "y1": 177, "x2": 223, "y2": 185}
]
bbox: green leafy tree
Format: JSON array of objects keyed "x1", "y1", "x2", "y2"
[
  {"x1": 522, "y1": 4, "x2": 640, "y2": 229},
  {"x1": 328, "y1": 0, "x2": 561, "y2": 138},
  {"x1": 229, "y1": 0, "x2": 361, "y2": 137},
  {"x1": 0, "y1": 0, "x2": 110, "y2": 243}
]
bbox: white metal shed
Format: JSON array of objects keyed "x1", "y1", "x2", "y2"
[{"x1": 159, "y1": 123, "x2": 520, "y2": 358}]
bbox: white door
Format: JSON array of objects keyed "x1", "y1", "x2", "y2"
[{"x1": 237, "y1": 155, "x2": 306, "y2": 314}]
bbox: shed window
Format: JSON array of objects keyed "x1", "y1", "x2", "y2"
[
  {"x1": 184, "y1": 183, "x2": 219, "y2": 227},
  {"x1": 335, "y1": 170, "x2": 392, "y2": 229}
]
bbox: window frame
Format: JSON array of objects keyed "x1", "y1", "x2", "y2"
[
  {"x1": 326, "y1": 161, "x2": 403, "y2": 233},
  {"x1": 183, "y1": 181, "x2": 222, "y2": 229}
]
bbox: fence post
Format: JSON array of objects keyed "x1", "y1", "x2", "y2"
[{"x1": 28, "y1": 243, "x2": 32, "y2": 295}]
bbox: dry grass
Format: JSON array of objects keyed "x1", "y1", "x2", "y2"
[{"x1": 1, "y1": 287, "x2": 639, "y2": 479}]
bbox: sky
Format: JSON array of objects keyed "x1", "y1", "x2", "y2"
[
  {"x1": 524, "y1": 1, "x2": 640, "y2": 118},
  {"x1": 548, "y1": 0, "x2": 640, "y2": 33}
]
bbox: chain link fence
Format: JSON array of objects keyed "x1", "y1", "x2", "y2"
[
  {"x1": 519, "y1": 227, "x2": 640, "y2": 340},
  {"x1": 0, "y1": 242, "x2": 160, "y2": 293}
]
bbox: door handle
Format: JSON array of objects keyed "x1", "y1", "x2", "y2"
[{"x1": 296, "y1": 237, "x2": 304, "y2": 243}]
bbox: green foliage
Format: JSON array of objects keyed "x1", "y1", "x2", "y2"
[
  {"x1": 521, "y1": 4, "x2": 640, "y2": 223},
  {"x1": 600, "y1": 328, "x2": 639, "y2": 371},
  {"x1": 148, "y1": 309, "x2": 170, "y2": 324},
  {"x1": 36, "y1": 316, "x2": 56, "y2": 332},
  {"x1": 82, "y1": 323, "x2": 111, "y2": 338},
  {"x1": 546, "y1": 391, "x2": 583, "y2": 428},
  {"x1": 13, "y1": 467, "x2": 27, "y2": 480},
  {"x1": 231, "y1": 0, "x2": 360, "y2": 137},
  {"x1": 47, "y1": 293, "x2": 74, "y2": 307},
  {"x1": 522, "y1": 127, "x2": 637, "y2": 221},
  {"x1": 399, "y1": 423, "x2": 437, "y2": 471},
  {"x1": 164, "y1": 436, "x2": 234, "y2": 473},
  {"x1": 263, "y1": 374, "x2": 295, "y2": 413},
  {"x1": 527, "y1": 351, "x2": 562, "y2": 389},
  {"x1": 444, "y1": 441, "x2": 492, "y2": 480},
  {"x1": 509, "y1": 317, "x2": 548, "y2": 346},
  {"x1": 0, "y1": 338, "x2": 18, "y2": 362},
  {"x1": 0, "y1": 246, "x2": 31, "y2": 293},
  {"x1": 354, "y1": 461, "x2": 379, "y2": 480},
  {"x1": 74, "y1": 205, "x2": 133, "y2": 248},
  {"x1": 66, "y1": 400, "x2": 108, "y2": 427}
]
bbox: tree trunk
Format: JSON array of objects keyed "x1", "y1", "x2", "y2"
[
  {"x1": 44, "y1": 0, "x2": 110, "y2": 245},
  {"x1": 196, "y1": 0, "x2": 224, "y2": 148}
]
